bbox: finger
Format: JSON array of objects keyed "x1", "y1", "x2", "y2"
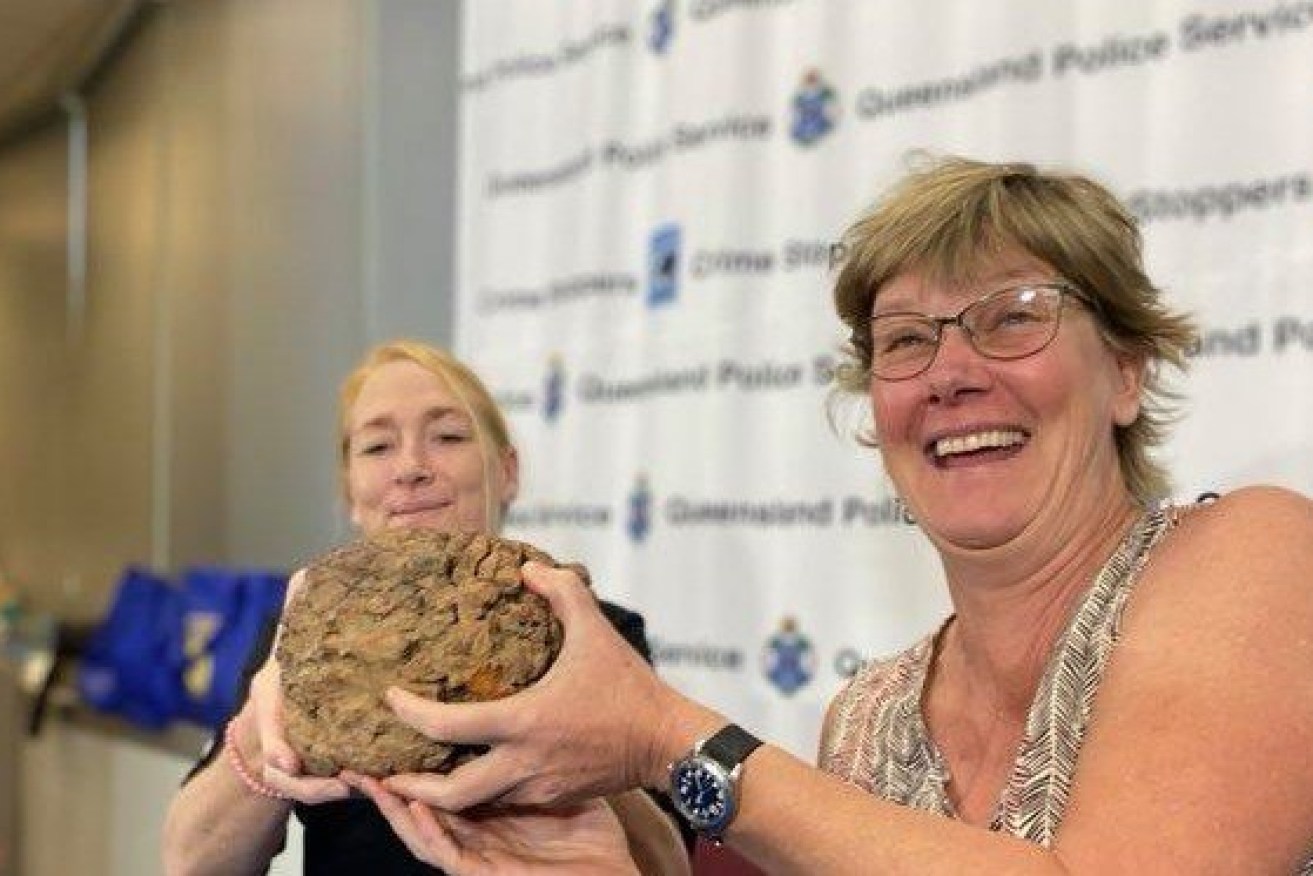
[
  {"x1": 259, "y1": 731, "x2": 299, "y2": 774},
  {"x1": 268, "y1": 568, "x2": 306, "y2": 652},
  {"x1": 519, "y1": 562, "x2": 596, "y2": 622},
  {"x1": 346, "y1": 773, "x2": 408, "y2": 821},
  {"x1": 251, "y1": 669, "x2": 300, "y2": 773},
  {"x1": 421, "y1": 806, "x2": 483, "y2": 847},
  {"x1": 338, "y1": 770, "x2": 380, "y2": 804},
  {"x1": 383, "y1": 748, "x2": 521, "y2": 811},
  {"x1": 282, "y1": 569, "x2": 308, "y2": 608},
  {"x1": 263, "y1": 766, "x2": 350, "y2": 804},
  {"x1": 385, "y1": 687, "x2": 508, "y2": 746},
  {"x1": 411, "y1": 802, "x2": 461, "y2": 847},
  {"x1": 410, "y1": 803, "x2": 482, "y2": 872},
  {"x1": 348, "y1": 774, "x2": 447, "y2": 867}
]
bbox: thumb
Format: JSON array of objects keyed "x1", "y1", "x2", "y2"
[
  {"x1": 254, "y1": 701, "x2": 301, "y2": 774},
  {"x1": 519, "y1": 561, "x2": 595, "y2": 625},
  {"x1": 385, "y1": 686, "x2": 507, "y2": 746}
]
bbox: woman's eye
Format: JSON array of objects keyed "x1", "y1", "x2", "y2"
[
  {"x1": 876, "y1": 328, "x2": 933, "y2": 354},
  {"x1": 991, "y1": 306, "x2": 1044, "y2": 329},
  {"x1": 430, "y1": 430, "x2": 470, "y2": 445},
  {"x1": 892, "y1": 332, "x2": 931, "y2": 349},
  {"x1": 357, "y1": 442, "x2": 391, "y2": 456}
]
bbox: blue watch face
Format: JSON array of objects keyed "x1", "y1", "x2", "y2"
[{"x1": 672, "y1": 758, "x2": 733, "y2": 831}]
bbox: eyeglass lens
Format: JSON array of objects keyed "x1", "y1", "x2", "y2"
[{"x1": 869, "y1": 285, "x2": 1067, "y2": 380}]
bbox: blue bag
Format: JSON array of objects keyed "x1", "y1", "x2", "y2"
[
  {"x1": 77, "y1": 567, "x2": 186, "y2": 730},
  {"x1": 177, "y1": 568, "x2": 288, "y2": 729}
]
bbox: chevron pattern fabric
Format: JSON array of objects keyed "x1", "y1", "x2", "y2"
[{"x1": 819, "y1": 507, "x2": 1312, "y2": 873}]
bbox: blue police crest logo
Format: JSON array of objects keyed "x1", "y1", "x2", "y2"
[
  {"x1": 790, "y1": 68, "x2": 838, "y2": 146},
  {"x1": 762, "y1": 616, "x2": 816, "y2": 696},
  {"x1": 649, "y1": 0, "x2": 675, "y2": 54},
  {"x1": 542, "y1": 354, "x2": 565, "y2": 423},
  {"x1": 628, "y1": 474, "x2": 653, "y2": 543},
  {"x1": 647, "y1": 223, "x2": 681, "y2": 307}
]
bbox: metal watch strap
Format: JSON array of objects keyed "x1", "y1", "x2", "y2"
[{"x1": 700, "y1": 723, "x2": 763, "y2": 772}]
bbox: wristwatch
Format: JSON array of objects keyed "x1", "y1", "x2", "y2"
[{"x1": 667, "y1": 723, "x2": 763, "y2": 842}]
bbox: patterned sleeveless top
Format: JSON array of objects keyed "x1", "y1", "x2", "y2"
[{"x1": 819, "y1": 508, "x2": 1313, "y2": 873}]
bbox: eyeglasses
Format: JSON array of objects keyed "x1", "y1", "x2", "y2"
[{"x1": 868, "y1": 282, "x2": 1088, "y2": 381}]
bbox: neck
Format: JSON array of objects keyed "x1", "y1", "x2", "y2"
[{"x1": 936, "y1": 494, "x2": 1140, "y2": 713}]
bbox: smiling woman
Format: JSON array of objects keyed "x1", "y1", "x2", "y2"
[
  {"x1": 337, "y1": 345, "x2": 519, "y2": 536},
  {"x1": 344, "y1": 159, "x2": 1313, "y2": 876},
  {"x1": 161, "y1": 340, "x2": 691, "y2": 876}
]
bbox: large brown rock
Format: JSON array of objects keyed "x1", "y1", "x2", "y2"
[{"x1": 277, "y1": 529, "x2": 577, "y2": 777}]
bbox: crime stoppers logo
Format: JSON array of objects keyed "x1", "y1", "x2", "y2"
[
  {"x1": 790, "y1": 68, "x2": 838, "y2": 146},
  {"x1": 542, "y1": 354, "x2": 565, "y2": 423},
  {"x1": 647, "y1": 223, "x2": 681, "y2": 306},
  {"x1": 628, "y1": 474, "x2": 653, "y2": 543},
  {"x1": 762, "y1": 616, "x2": 816, "y2": 695},
  {"x1": 648, "y1": 0, "x2": 675, "y2": 54}
]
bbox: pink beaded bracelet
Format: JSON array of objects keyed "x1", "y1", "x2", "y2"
[{"x1": 224, "y1": 720, "x2": 289, "y2": 801}]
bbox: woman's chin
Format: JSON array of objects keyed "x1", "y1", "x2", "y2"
[
  {"x1": 920, "y1": 507, "x2": 1032, "y2": 552},
  {"x1": 386, "y1": 509, "x2": 454, "y2": 531}
]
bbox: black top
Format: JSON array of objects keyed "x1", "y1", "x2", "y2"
[{"x1": 189, "y1": 599, "x2": 689, "y2": 875}]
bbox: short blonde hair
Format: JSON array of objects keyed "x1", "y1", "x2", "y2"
[
  {"x1": 338, "y1": 339, "x2": 513, "y2": 493},
  {"x1": 832, "y1": 155, "x2": 1197, "y2": 502}
]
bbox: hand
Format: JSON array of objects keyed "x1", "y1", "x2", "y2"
[
  {"x1": 345, "y1": 772, "x2": 639, "y2": 875},
  {"x1": 379, "y1": 563, "x2": 716, "y2": 811},
  {"x1": 241, "y1": 570, "x2": 349, "y2": 804},
  {"x1": 608, "y1": 789, "x2": 693, "y2": 876}
]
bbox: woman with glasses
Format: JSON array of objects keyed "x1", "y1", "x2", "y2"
[{"x1": 347, "y1": 158, "x2": 1313, "y2": 874}]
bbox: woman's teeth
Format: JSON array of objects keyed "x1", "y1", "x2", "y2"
[{"x1": 933, "y1": 430, "x2": 1026, "y2": 458}]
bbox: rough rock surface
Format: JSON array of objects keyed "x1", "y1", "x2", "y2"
[{"x1": 277, "y1": 529, "x2": 577, "y2": 777}]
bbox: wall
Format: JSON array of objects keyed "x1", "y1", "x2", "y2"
[
  {"x1": 455, "y1": 0, "x2": 1313, "y2": 760},
  {"x1": 0, "y1": 105, "x2": 75, "y2": 620},
  {"x1": 0, "y1": 0, "x2": 462, "y2": 873}
]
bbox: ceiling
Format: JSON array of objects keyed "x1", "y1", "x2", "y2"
[{"x1": 0, "y1": 0, "x2": 143, "y2": 142}]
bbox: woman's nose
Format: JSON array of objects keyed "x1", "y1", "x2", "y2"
[
  {"x1": 925, "y1": 326, "x2": 988, "y2": 403},
  {"x1": 396, "y1": 443, "x2": 435, "y2": 484}
]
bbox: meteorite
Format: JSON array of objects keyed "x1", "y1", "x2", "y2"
[{"x1": 277, "y1": 528, "x2": 580, "y2": 777}]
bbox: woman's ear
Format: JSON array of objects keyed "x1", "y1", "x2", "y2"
[
  {"x1": 499, "y1": 446, "x2": 521, "y2": 507},
  {"x1": 1111, "y1": 351, "x2": 1147, "y2": 427}
]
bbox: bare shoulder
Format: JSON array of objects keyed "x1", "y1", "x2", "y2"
[
  {"x1": 1143, "y1": 484, "x2": 1313, "y2": 608},
  {"x1": 1117, "y1": 482, "x2": 1313, "y2": 723},
  {"x1": 1056, "y1": 487, "x2": 1313, "y2": 868},
  {"x1": 1124, "y1": 483, "x2": 1313, "y2": 674},
  {"x1": 1177, "y1": 484, "x2": 1313, "y2": 538}
]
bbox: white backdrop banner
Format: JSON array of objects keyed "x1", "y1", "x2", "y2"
[{"x1": 456, "y1": 0, "x2": 1313, "y2": 757}]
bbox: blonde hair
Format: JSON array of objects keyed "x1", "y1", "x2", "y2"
[
  {"x1": 338, "y1": 340, "x2": 514, "y2": 526},
  {"x1": 832, "y1": 155, "x2": 1198, "y2": 502}
]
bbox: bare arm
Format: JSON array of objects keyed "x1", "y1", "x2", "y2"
[
  {"x1": 161, "y1": 703, "x2": 293, "y2": 876},
  {"x1": 162, "y1": 570, "x2": 350, "y2": 876},
  {"x1": 383, "y1": 492, "x2": 1313, "y2": 874},
  {"x1": 1050, "y1": 486, "x2": 1313, "y2": 872}
]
